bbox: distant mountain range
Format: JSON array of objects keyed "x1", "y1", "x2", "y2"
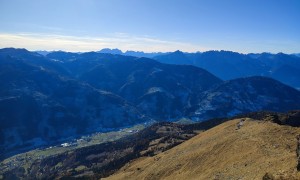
[
  {"x1": 1, "y1": 48, "x2": 300, "y2": 159},
  {"x1": 293, "y1": 53, "x2": 300, "y2": 57},
  {"x1": 35, "y1": 48, "x2": 167, "y2": 58},
  {"x1": 154, "y1": 50, "x2": 300, "y2": 89},
  {"x1": 36, "y1": 49, "x2": 300, "y2": 89},
  {"x1": 97, "y1": 48, "x2": 167, "y2": 58}
]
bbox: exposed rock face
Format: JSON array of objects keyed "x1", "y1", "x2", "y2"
[
  {"x1": 263, "y1": 173, "x2": 275, "y2": 180},
  {"x1": 297, "y1": 135, "x2": 300, "y2": 171}
]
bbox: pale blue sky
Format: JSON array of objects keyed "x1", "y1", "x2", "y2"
[{"x1": 0, "y1": 0, "x2": 299, "y2": 53}]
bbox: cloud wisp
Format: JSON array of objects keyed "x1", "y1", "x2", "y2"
[{"x1": 0, "y1": 33, "x2": 208, "y2": 52}]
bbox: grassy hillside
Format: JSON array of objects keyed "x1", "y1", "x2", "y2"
[{"x1": 106, "y1": 118, "x2": 300, "y2": 180}]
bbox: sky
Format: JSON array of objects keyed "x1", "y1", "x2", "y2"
[{"x1": 0, "y1": 0, "x2": 299, "y2": 53}]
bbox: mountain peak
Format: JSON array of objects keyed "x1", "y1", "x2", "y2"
[
  {"x1": 98, "y1": 48, "x2": 123, "y2": 54},
  {"x1": 173, "y1": 50, "x2": 184, "y2": 54},
  {"x1": 0, "y1": 47, "x2": 43, "y2": 59},
  {"x1": 0, "y1": 47, "x2": 30, "y2": 55}
]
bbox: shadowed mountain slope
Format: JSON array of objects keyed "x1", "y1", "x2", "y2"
[
  {"x1": 1, "y1": 48, "x2": 300, "y2": 159},
  {"x1": 190, "y1": 76, "x2": 300, "y2": 120},
  {"x1": 0, "y1": 53, "x2": 149, "y2": 159}
]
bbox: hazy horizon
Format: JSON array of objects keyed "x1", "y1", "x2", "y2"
[
  {"x1": 3, "y1": 46, "x2": 300, "y2": 55},
  {"x1": 1, "y1": 0, "x2": 300, "y2": 53}
]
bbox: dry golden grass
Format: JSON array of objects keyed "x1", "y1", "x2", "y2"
[{"x1": 104, "y1": 118, "x2": 300, "y2": 180}]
